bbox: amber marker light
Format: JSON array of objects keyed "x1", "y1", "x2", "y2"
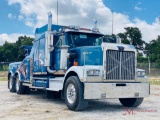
[{"x1": 74, "y1": 62, "x2": 78, "y2": 66}]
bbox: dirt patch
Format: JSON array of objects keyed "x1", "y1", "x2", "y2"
[
  {"x1": 0, "y1": 71, "x2": 8, "y2": 77},
  {"x1": 0, "y1": 81, "x2": 159, "y2": 120}
]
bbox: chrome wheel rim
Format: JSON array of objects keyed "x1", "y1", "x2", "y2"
[
  {"x1": 67, "y1": 84, "x2": 76, "y2": 104},
  {"x1": 16, "y1": 77, "x2": 19, "y2": 92},
  {"x1": 9, "y1": 76, "x2": 12, "y2": 90}
]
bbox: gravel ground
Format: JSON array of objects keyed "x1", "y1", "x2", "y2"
[{"x1": 0, "y1": 81, "x2": 159, "y2": 120}]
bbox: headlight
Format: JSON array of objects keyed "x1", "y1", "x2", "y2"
[
  {"x1": 137, "y1": 71, "x2": 145, "y2": 77},
  {"x1": 87, "y1": 70, "x2": 100, "y2": 76}
]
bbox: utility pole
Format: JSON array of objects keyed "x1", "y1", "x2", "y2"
[
  {"x1": 57, "y1": 0, "x2": 59, "y2": 30},
  {"x1": 148, "y1": 57, "x2": 150, "y2": 76},
  {"x1": 112, "y1": 10, "x2": 114, "y2": 35}
]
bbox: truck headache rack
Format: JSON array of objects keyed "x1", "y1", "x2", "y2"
[{"x1": 106, "y1": 50, "x2": 135, "y2": 80}]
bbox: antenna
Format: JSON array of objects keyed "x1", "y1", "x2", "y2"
[
  {"x1": 92, "y1": 19, "x2": 97, "y2": 28},
  {"x1": 112, "y1": 10, "x2": 114, "y2": 35}
]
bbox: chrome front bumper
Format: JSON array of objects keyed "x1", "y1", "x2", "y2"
[{"x1": 84, "y1": 82, "x2": 150, "y2": 99}]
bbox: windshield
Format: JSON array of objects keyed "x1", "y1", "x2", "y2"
[
  {"x1": 67, "y1": 32, "x2": 103, "y2": 47},
  {"x1": 95, "y1": 36, "x2": 116, "y2": 45}
]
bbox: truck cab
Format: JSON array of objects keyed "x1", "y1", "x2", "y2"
[{"x1": 8, "y1": 12, "x2": 149, "y2": 111}]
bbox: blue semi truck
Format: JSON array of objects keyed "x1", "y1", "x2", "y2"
[{"x1": 8, "y1": 12, "x2": 149, "y2": 111}]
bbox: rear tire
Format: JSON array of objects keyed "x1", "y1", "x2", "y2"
[
  {"x1": 119, "y1": 98, "x2": 143, "y2": 107},
  {"x1": 64, "y1": 76, "x2": 88, "y2": 111},
  {"x1": 15, "y1": 75, "x2": 26, "y2": 94},
  {"x1": 8, "y1": 75, "x2": 16, "y2": 92}
]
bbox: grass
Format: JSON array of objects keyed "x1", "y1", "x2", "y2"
[
  {"x1": 0, "y1": 71, "x2": 8, "y2": 81},
  {"x1": 149, "y1": 80, "x2": 160, "y2": 85},
  {"x1": 149, "y1": 78, "x2": 160, "y2": 85},
  {"x1": 0, "y1": 71, "x2": 8, "y2": 77},
  {"x1": 0, "y1": 71, "x2": 7, "y2": 81},
  {"x1": 0, "y1": 77, "x2": 7, "y2": 81}
]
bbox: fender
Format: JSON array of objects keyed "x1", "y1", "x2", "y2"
[
  {"x1": 15, "y1": 70, "x2": 22, "y2": 81},
  {"x1": 9, "y1": 70, "x2": 14, "y2": 77},
  {"x1": 64, "y1": 66, "x2": 84, "y2": 82},
  {"x1": 64, "y1": 65, "x2": 103, "y2": 82}
]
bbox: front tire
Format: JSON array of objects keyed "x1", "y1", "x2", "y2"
[
  {"x1": 8, "y1": 75, "x2": 16, "y2": 92},
  {"x1": 46, "y1": 91, "x2": 61, "y2": 99},
  {"x1": 64, "y1": 76, "x2": 88, "y2": 111},
  {"x1": 119, "y1": 98, "x2": 144, "y2": 107},
  {"x1": 25, "y1": 86, "x2": 30, "y2": 94}
]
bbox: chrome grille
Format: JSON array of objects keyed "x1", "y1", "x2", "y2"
[{"x1": 106, "y1": 50, "x2": 135, "y2": 80}]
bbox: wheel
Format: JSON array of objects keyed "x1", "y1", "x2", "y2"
[
  {"x1": 8, "y1": 75, "x2": 16, "y2": 92},
  {"x1": 46, "y1": 91, "x2": 61, "y2": 99},
  {"x1": 119, "y1": 98, "x2": 144, "y2": 107},
  {"x1": 15, "y1": 75, "x2": 26, "y2": 94},
  {"x1": 64, "y1": 76, "x2": 88, "y2": 111}
]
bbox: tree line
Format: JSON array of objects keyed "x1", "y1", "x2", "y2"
[
  {"x1": 0, "y1": 36, "x2": 33, "y2": 62},
  {"x1": 117, "y1": 27, "x2": 160, "y2": 63},
  {"x1": 0, "y1": 27, "x2": 160, "y2": 63}
]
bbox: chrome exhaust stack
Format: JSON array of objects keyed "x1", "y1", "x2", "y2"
[
  {"x1": 48, "y1": 12, "x2": 52, "y2": 31},
  {"x1": 44, "y1": 12, "x2": 56, "y2": 74},
  {"x1": 116, "y1": 36, "x2": 121, "y2": 44}
]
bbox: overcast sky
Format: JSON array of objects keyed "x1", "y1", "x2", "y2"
[{"x1": 0, "y1": 0, "x2": 160, "y2": 45}]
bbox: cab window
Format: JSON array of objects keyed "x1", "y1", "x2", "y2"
[
  {"x1": 54, "y1": 35, "x2": 66, "y2": 47},
  {"x1": 67, "y1": 32, "x2": 103, "y2": 47}
]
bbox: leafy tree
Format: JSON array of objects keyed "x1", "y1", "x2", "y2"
[
  {"x1": 118, "y1": 33, "x2": 130, "y2": 44},
  {"x1": 0, "y1": 42, "x2": 18, "y2": 62},
  {"x1": 137, "y1": 53, "x2": 148, "y2": 63},
  {"x1": 118, "y1": 27, "x2": 145, "y2": 52},
  {"x1": 15, "y1": 35, "x2": 34, "y2": 60},
  {"x1": 0, "y1": 36, "x2": 34, "y2": 62},
  {"x1": 0, "y1": 46, "x2": 4, "y2": 62},
  {"x1": 146, "y1": 36, "x2": 160, "y2": 62}
]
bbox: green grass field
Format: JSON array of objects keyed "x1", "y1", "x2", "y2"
[{"x1": 150, "y1": 80, "x2": 160, "y2": 85}]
